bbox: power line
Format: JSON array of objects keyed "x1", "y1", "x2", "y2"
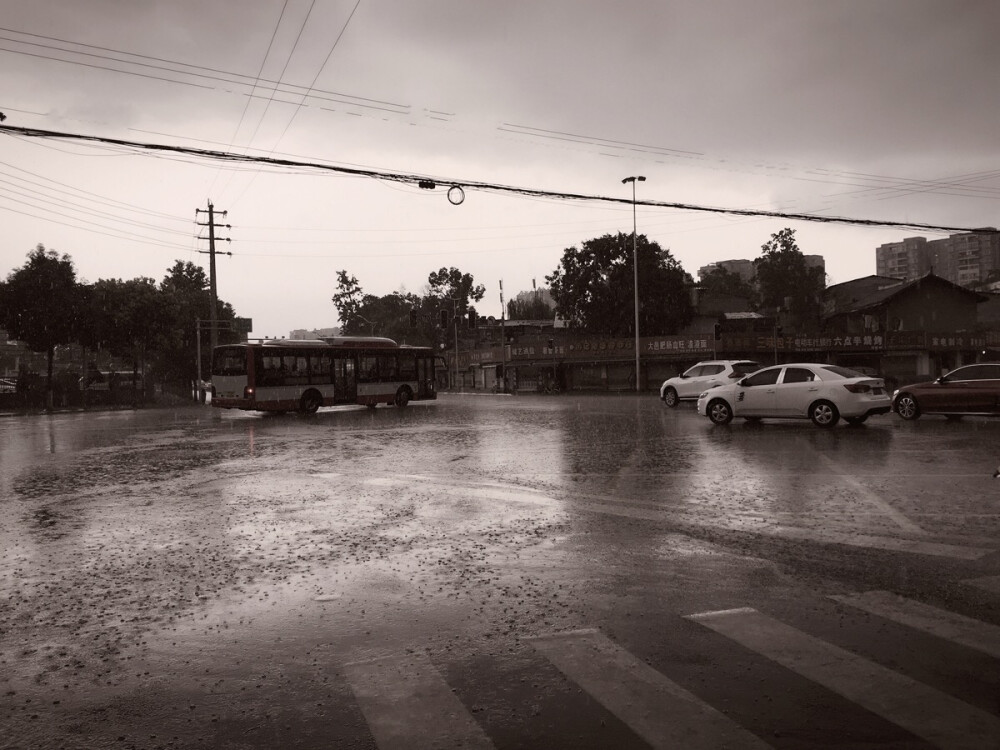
[
  {"x1": 5, "y1": 25, "x2": 998, "y2": 206},
  {"x1": 0, "y1": 27, "x2": 408, "y2": 113},
  {"x1": 1, "y1": 124, "x2": 995, "y2": 236}
]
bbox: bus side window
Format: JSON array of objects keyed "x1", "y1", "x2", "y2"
[
  {"x1": 262, "y1": 355, "x2": 282, "y2": 385},
  {"x1": 312, "y1": 353, "x2": 332, "y2": 383},
  {"x1": 399, "y1": 353, "x2": 417, "y2": 380},
  {"x1": 378, "y1": 354, "x2": 398, "y2": 380},
  {"x1": 360, "y1": 356, "x2": 378, "y2": 381},
  {"x1": 283, "y1": 355, "x2": 308, "y2": 383}
]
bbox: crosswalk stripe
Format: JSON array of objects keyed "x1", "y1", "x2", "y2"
[
  {"x1": 529, "y1": 628, "x2": 773, "y2": 750},
  {"x1": 831, "y1": 590, "x2": 1000, "y2": 659},
  {"x1": 687, "y1": 607, "x2": 1000, "y2": 750},
  {"x1": 342, "y1": 653, "x2": 494, "y2": 750}
]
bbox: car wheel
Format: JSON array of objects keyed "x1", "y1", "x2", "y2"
[
  {"x1": 809, "y1": 400, "x2": 840, "y2": 428},
  {"x1": 394, "y1": 387, "x2": 411, "y2": 408},
  {"x1": 663, "y1": 387, "x2": 679, "y2": 408},
  {"x1": 298, "y1": 389, "x2": 322, "y2": 414},
  {"x1": 845, "y1": 416, "x2": 868, "y2": 426},
  {"x1": 707, "y1": 399, "x2": 733, "y2": 425},
  {"x1": 894, "y1": 393, "x2": 920, "y2": 420}
]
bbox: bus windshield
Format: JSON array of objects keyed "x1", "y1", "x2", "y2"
[{"x1": 213, "y1": 346, "x2": 248, "y2": 376}]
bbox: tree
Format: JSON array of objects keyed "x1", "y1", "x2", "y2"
[
  {"x1": 427, "y1": 267, "x2": 485, "y2": 310},
  {"x1": 546, "y1": 233, "x2": 694, "y2": 336},
  {"x1": 331, "y1": 270, "x2": 365, "y2": 333},
  {"x1": 0, "y1": 245, "x2": 82, "y2": 408},
  {"x1": 753, "y1": 228, "x2": 826, "y2": 328},
  {"x1": 698, "y1": 267, "x2": 757, "y2": 308},
  {"x1": 155, "y1": 261, "x2": 236, "y2": 384},
  {"x1": 88, "y1": 277, "x2": 167, "y2": 381},
  {"x1": 333, "y1": 267, "x2": 485, "y2": 346},
  {"x1": 507, "y1": 288, "x2": 554, "y2": 320}
]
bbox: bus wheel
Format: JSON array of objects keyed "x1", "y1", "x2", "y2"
[
  {"x1": 299, "y1": 390, "x2": 322, "y2": 414},
  {"x1": 394, "y1": 387, "x2": 411, "y2": 408}
]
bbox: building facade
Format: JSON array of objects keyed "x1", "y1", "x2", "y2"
[{"x1": 876, "y1": 230, "x2": 1000, "y2": 286}]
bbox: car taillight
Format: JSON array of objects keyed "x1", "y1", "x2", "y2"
[
  {"x1": 244, "y1": 386, "x2": 254, "y2": 398},
  {"x1": 843, "y1": 383, "x2": 871, "y2": 393}
]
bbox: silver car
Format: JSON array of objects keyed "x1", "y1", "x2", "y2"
[
  {"x1": 659, "y1": 360, "x2": 762, "y2": 407},
  {"x1": 696, "y1": 363, "x2": 893, "y2": 427}
]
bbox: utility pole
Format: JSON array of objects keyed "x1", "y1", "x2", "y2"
[
  {"x1": 195, "y1": 201, "x2": 231, "y2": 356},
  {"x1": 499, "y1": 279, "x2": 506, "y2": 393}
]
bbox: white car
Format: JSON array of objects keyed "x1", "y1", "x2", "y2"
[
  {"x1": 660, "y1": 360, "x2": 762, "y2": 407},
  {"x1": 696, "y1": 363, "x2": 892, "y2": 427}
]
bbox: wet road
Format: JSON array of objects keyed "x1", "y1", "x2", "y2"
[{"x1": 2, "y1": 394, "x2": 1000, "y2": 749}]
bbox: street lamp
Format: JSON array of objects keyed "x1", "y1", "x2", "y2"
[
  {"x1": 622, "y1": 176, "x2": 645, "y2": 392},
  {"x1": 355, "y1": 313, "x2": 376, "y2": 336}
]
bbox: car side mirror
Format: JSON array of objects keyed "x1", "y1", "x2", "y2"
[{"x1": 737, "y1": 378, "x2": 748, "y2": 386}]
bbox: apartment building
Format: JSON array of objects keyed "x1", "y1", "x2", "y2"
[{"x1": 876, "y1": 230, "x2": 999, "y2": 286}]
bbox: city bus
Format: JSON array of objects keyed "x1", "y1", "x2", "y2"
[{"x1": 210, "y1": 337, "x2": 438, "y2": 414}]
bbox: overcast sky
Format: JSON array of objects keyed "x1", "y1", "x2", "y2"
[{"x1": 2, "y1": 0, "x2": 998, "y2": 338}]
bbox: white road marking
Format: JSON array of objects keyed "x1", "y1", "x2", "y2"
[
  {"x1": 360, "y1": 475, "x2": 993, "y2": 559},
  {"x1": 568, "y1": 499, "x2": 991, "y2": 560},
  {"x1": 831, "y1": 590, "x2": 1000, "y2": 658},
  {"x1": 963, "y1": 575, "x2": 1000, "y2": 594},
  {"x1": 342, "y1": 652, "x2": 494, "y2": 750},
  {"x1": 687, "y1": 607, "x2": 1000, "y2": 750},
  {"x1": 529, "y1": 628, "x2": 772, "y2": 750},
  {"x1": 762, "y1": 525, "x2": 990, "y2": 560},
  {"x1": 815, "y1": 454, "x2": 926, "y2": 535}
]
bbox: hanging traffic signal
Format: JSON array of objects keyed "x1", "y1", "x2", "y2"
[
  {"x1": 440, "y1": 309, "x2": 449, "y2": 328},
  {"x1": 468, "y1": 308, "x2": 477, "y2": 329},
  {"x1": 714, "y1": 323, "x2": 721, "y2": 340},
  {"x1": 409, "y1": 308, "x2": 418, "y2": 327}
]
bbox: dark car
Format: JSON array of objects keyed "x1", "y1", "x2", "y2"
[{"x1": 893, "y1": 363, "x2": 1000, "y2": 420}]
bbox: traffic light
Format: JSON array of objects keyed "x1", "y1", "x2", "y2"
[
  {"x1": 409, "y1": 308, "x2": 418, "y2": 327},
  {"x1": 468, "y1": 308, "x2": 477, "y2": 329},
  {"x1": 439, "y1": 309, "x2": 449, "y2": 328},
  {"x1": 548, "y1": 338, "x2": 554, "y2": 349},
  {"x1": 714, "y1": 323, "x2": 721, "y2": 340}
]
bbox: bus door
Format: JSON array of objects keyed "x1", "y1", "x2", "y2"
[
  {"x1": 417, "y1": 355, "x2": 434, "y2": 398},
  {"x1": 333, "y1": 355, "x2": 357, "y2": 404}
]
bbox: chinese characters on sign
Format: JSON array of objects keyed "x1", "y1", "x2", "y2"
[{"x1": 457, "y1": 330, "x2": 992, "y2": 368}]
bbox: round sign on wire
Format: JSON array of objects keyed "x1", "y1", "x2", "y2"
[{"x1": 447, "y1": 185, "x2": 465, "y2": 205}]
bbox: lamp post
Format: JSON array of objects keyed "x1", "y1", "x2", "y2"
[
  {"x1": 355, "y1": 313, "x2": 376, "y2": 336},
  {"x1": 622, "y1": 176, "x2": 645, "y2": 392}
]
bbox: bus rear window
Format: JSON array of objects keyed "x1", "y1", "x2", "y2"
[{"x1": 213, "y1": 347, "x2": 248, "y2": 376}]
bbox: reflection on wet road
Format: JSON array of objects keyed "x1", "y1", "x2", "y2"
[{"x1": 2, "y1": 395, "x2": 999, "y2": 748}]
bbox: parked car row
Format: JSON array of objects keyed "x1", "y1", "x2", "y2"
[{"x1": 662, "y1": 360, "x2": 1000, "y2": 428}]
